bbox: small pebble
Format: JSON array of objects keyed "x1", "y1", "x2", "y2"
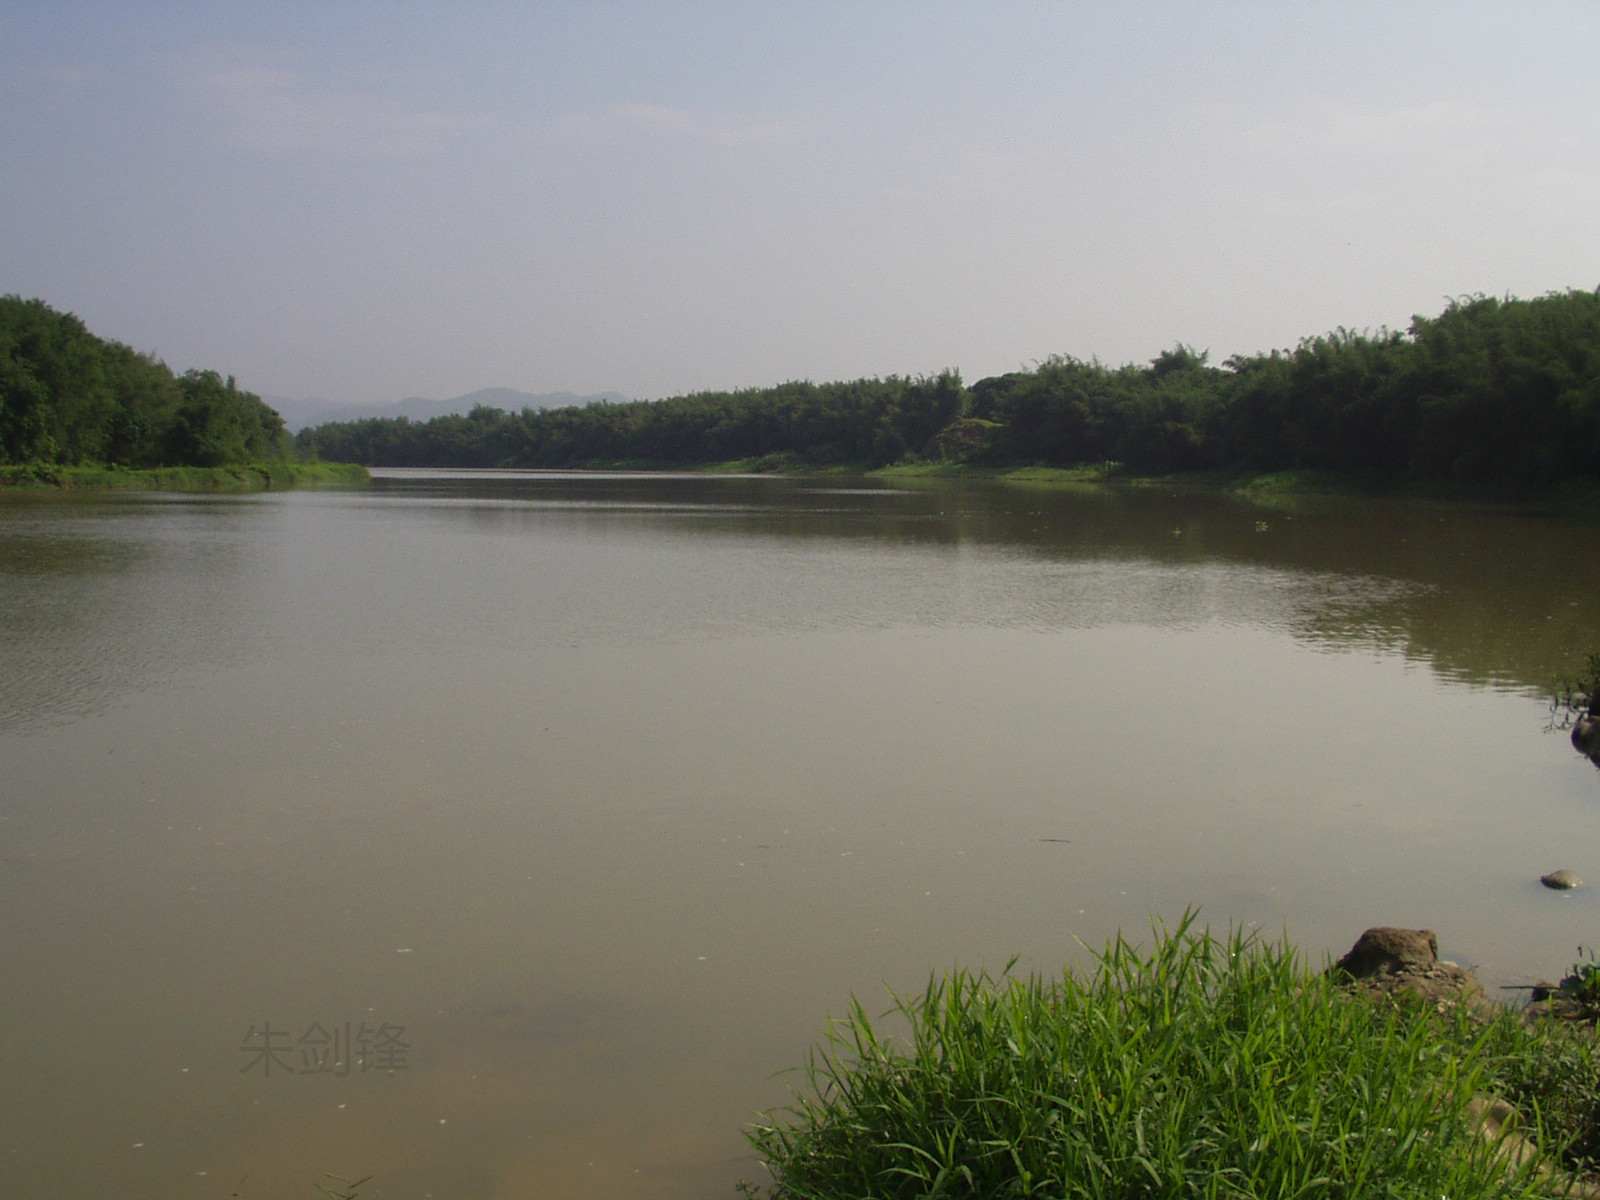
[{"x1": 1541, "y1": 869, "x2": 1583, "y2": 890}]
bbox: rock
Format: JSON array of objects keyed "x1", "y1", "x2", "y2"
[
  {"x1": 1331, "y1": 927, "x2": 1486, "y2": 1009},
  {"x1": 1334, "y1": 927, "x2": 1438, "y2": 975},
  {"x1": 1575, "y1": 716, "x2": 1600, "y2": 760},
  {"x1": 1530, "y1": 979, "x2": 1562, "y2": 1001},
  {"x1": 1523, "y1": 978, "x2": 1591, "y2": 1021},
  {"x1": 1464, "y1": 1095, "x2": 1600, "y2": 1198},
  {"x1": 1465, "y1": 1095, "x2": 1540, "y2": 1171},
  {"x1": 1541, "y1": 869, "x2": 1583, "y2": 890},
  {"x1": 1523, "y1": 993, "x2": 1592, "y2": 1023}
]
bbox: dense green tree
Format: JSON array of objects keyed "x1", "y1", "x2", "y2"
[
  {"x1": 0, "y1": 350, "x2": 54, "y2": 462},
  {"x1": 100, "y1": 342, "x2": 182, "y2": 465},
  {"x1": 0, "y1": 296, "x2": 286, "y2": 468},
  {"x1": 0, "y1": 297, "x2": 111, "y2": 463},
  {"x1": 164, "y1": 370, "x2": 286, "y2": 467},
  {"x1": 247, "y1": 290, "x2": 1600, "y2": 493}
]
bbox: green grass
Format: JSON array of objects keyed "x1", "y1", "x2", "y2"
[
  {"x1": 745, "y1": 915, "x2": 1595, "y2": 1199},
  {"x1": 866, "y1": 463, "x2": 1600, "y2": 515},
  {"x1": 1550, "y1": 655, "x2": 1600, "y2": 735},
  {"x1": 0, "y1": 460, "x2": 370, "y2": 493},
  {"x1": 1478, "y1": 1008, "x2": 1600, "y2": 1176}
]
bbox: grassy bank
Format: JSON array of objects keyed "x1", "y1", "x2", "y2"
[
  {"x1": 0, "y1": 460, "x2": 370, "y2": 493},
  {"x1": 873, "y1": 461, "x2": 1129, "y2": 486},
  {"x1": 745, "y1": 917, "x2": 1600, "y2": 1199},
  {"x1": 871, "y1": 461, "x2": 1600, "y2": 509},
  {"x1": 875, "y1": 463, "x2": 1366, "y2": 493},
  {"x1": 263, "y1": 455, "x2": 1595, "y2": 514},
  {"x1": 606, "y1": 454, "x2": 1597, "y2": 513}
]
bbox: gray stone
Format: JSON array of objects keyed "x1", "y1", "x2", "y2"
[
  {"x1": 1334, "y1": 927, "x2": 1438, "y2": 976},
  {"x1": 1330, "y1": 927, "x2": 1486, "y2": 1009}
]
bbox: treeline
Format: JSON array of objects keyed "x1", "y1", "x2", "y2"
[
  {"x1": 1, "y1": 296, "x2": 287, "y2": 468},
  {"x1": 298, "y1": 290, "x2": 1600, "y2": 490},
  {"x1": 297, "y1": 372, "x2": 966, "y2": 470}
]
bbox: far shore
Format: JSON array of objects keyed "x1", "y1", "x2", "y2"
[
  {"x1": 34, "y1": 453, "x2": 1585, "y2": 515},
  {"x1": 395, "y1": 456, "x2": 1600, "y2": 514},
  {"x1": 0, "y1": 461, "x2": 371, "y2": 494}
]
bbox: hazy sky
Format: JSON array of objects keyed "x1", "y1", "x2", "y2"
[{"x1": 4, "y1": 2, "x2": 1599, "y2": 406}]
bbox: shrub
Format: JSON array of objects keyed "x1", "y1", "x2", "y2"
[
  {"x1": 1550, "y1": 652, "x2": 1600, "y2": 730},
  {"x1": 746, "y1": 915, "x2": 1549, "y2": 1199}
]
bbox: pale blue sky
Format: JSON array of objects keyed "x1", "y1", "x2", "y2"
[{"x1": 4, "y1": 2, "x2": 1598, "y2": 406}]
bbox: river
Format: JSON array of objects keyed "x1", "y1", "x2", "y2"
[{"x1": 2, "y1": 469, "x2": 1597, "y2": 1198}]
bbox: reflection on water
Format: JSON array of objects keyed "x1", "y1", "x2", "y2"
[
  {"x1": 4, "y1": 475, "x2": 1596, "y2": 736},
  {"x1": 1, "y1": 472, "x2": 1597, "y2": 1200},
  {"x1": 362, "y1": 469, "x2": 1600, "y2": 693}
]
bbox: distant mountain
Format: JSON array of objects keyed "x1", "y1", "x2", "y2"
[{"x1": 266, "y1": 388, "x2": 629, "y2": 432}]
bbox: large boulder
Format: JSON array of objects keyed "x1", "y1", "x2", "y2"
[
  {"x1": 1334, "y1": 927, "x2": 1438, "y2": 975},
  {"x1": 1331, "y1": 926, "x2": 1485, "y2": 1008}
]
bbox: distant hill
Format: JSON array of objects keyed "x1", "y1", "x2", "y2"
[{"x1": 267, "y1": 388, "x2": 629, "y2": 432}]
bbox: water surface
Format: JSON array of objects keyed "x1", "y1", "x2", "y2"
[{"x1": 2, "y1": 470, "x2": 1597, "y2": 1199}]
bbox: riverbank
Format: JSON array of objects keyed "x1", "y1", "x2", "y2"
[
  {"x1": 0, "y1": 461, "x2": 370, "y2": 493},
  {"x1": 575, "y1": 455, "x2": 1600, "y2": 515},
  {"x1": 872, "y1": 462, "x2": 1600, "y2": 512},
  {"x1": 747, "y1": 920, "x2": 1600, "y2": 1200}
]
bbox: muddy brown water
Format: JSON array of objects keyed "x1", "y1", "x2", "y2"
[{"x1": 2, "y1": 470, "x2": 1597, "y2": 1198}]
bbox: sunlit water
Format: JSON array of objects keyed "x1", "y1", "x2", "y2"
[{"x1": 2, "y1": 470, "x2": 1597, "y2": 1199}]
